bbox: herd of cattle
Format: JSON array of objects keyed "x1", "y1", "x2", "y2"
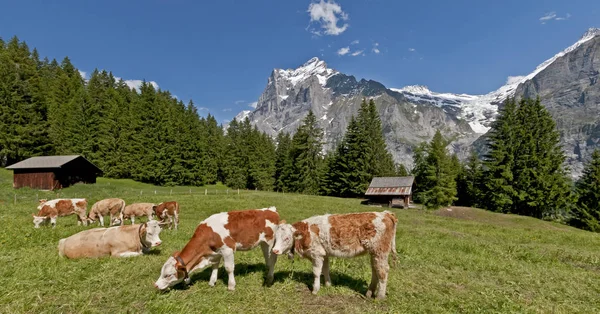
[{"x1": 33, "y1": 198, "x2": 398, "y2": 299}]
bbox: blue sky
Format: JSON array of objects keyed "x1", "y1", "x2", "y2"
[{"x1": 1, "y1": 0, "x2": 599, "y2": 123}]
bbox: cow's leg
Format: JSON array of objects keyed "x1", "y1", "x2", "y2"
[
  {"x1": 222, "y1": 248, "x2": 236, "y2": 291},
  {"x1": 99, "y1": 215, "x2": 105, "y2": 227},
  {"x1": 131, "y1": 216, "x2": 135, "y2": 224},
  {"x1": 323, "y1": 256, "x2": 331, "y2": 287},
  {"x1": 50, "y1": 217, "x2": 57, "y2": 228},
  {"x1": 119, "y1": 213, "x2": 124, "y2": 226},
  {"x1": 209, "y1": 257, "x2": 222, "y2": 287},
  {"x1": 174, "y1": 212, "x2": 179, "y2": 230},
  {"x1": 260, "y1": 242, "x2": 277, "y2": 285},
  {"x1": 311, "y1": 256, "x2": 324, "y2": 294},
  {"x1": 117, "y1": 251, "x2": 142, "y2": 258},
  {"x1": 373, "y1": 254, "x2": 390, "y2": 299},
  {"x1": 366, "y1": 255, "x2": 378, "y2": 298},
  {"x1": 168, "y1": 216, "x2": 174, "y2": 230},
  {"x1": 76, "y1": 215, "x2": 82, "y2": 226}
]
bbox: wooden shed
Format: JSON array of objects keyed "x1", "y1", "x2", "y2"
[
  {"x1": 6, "y1": 155, "x2": 102, "y2": 190},
  {"x1": 365, "y1": 176, "x2": 415, "y2": 208}
]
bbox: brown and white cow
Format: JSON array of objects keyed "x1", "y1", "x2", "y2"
[
  {"x1": 88, "y1": 198, "x2": 126, "y2": 226},
  {"x1": 58, "y1": 220, "x2": 164, "y2": 258},
  {"x1": 33, "y1": 198, "x2": 88, "y2": 228},
  {"x1": 122, "y1": 203, "x2": 155, "y2": 224},
  {"x1": 154, "y1": 206, "x2": 279, "y2": 291},
  {"x1": 271, "y1": 211, "x2": 398, "y2": 299},
  {"x1": 153, "y1": 201, "x2": 180, "y2": 230}
]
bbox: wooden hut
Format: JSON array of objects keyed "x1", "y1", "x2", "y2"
[
  {"x1": 365, "y1": 176, "x2": 415, "y2": 208},
  {"x1": 6, "y1": 155, "x2": 102, "y2": 190}
]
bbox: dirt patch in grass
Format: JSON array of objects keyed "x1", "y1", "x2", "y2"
[{"x1": 297, "y1": 288, "x2": 388, "y2": 314}]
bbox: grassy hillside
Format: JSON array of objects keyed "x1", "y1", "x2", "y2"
[{"x1": 0, "y1": 169, "x2": 598, "y2": 313}]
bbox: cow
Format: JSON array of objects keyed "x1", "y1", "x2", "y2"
[
  {"x1": 57, "y1": 220, "x2": 164, "y2": 258},
  {"x1": 153, "y1": 201, "x2": 180, "y2": 230},
  {"x1": 154, "y1": 206, "x2": 279, "y2": 291},
  {"x1": 122, "y1": 203, "x2": 155, "y2": 224},
  {"x1": 32, "y1": 198, "x2": 88, "y2": 228},
  {"x1": 271, "y1": 211, "x2": 398, "y2": 299},
  {"x1": 87, "y1": 198, "x2": 126, "y2": 226}
]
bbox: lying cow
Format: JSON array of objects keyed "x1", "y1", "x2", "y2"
[
  {"x1": 33, "y1": 198, "x2": 88, "y2": 228},
  {"x1": 154, "y1": 206, "x2": 279, "y2": 291},
  {"x1": 58, "y1": 220, "x2": 164, "y2": 258},
  {"x1": 272, "y1": 211, "x2": 398, "y2": 299},
  {"x1": 153, "y1": 201, "x2": 180, "y2": 230},
  {"x1": 122, "y1": 203, "x2": 155, "y2": 224},
  {"x1": 88, "y1": 198, "x2": 126, "y2": 226}
]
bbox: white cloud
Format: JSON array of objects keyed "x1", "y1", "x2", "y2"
[
  {"x1": 198, "y1": 107, "x2": 209, "y2": 111},
  {"x1": 408, "y1": 48, "x2": 416, "y2": 52},
  {"x1": 337, "y1": 46, "x2": 350, "y2": 56},
  {"x1": 123, "y1": 80, "x2": 159, "y2": 92},
  {"x1": 372, "y1": 42, "x2": 380, "y2": 54},
  {"x1": 351, "y1": 50, "x2": 364, "y2": 56},
  {"x1": 351, "y1": 39, "x2": 359, "y2": 45},
  {"x1": 234, "y1": 100, "x2": 245, "y2": 105},
  {"x1": 248, "y1": 102, "x2": 258, "y2": 109},
  {"x1": 223, "y1": 108, "x2": 232, "y2": 112},
  {"x1": 539, "y1": 12, "x2": 557, "y2": 22},
  {"x1": 540, "y1": 12, "x2": 570, "y2": 23},
  {"x1": 78, "y1": 70, "x2": 88, "y2": 80},
  {"x1": 307, "y1": 0, "x2": 349, "y2": 36}
]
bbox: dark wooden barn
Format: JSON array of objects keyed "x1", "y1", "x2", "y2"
[
  {"x1": 364, "y1": 176, "x2": 415, "y2": 208},
  {"x1": 6, "y1": 155, "x2": 102, "y2": 190}
]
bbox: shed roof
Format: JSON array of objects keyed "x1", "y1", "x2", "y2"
[
  {"x1": 6, "y1": 155, "x2": 101, "y2": 173},
  {"x1": 365, "y1": 176, "x2": 415, "y2": 196}
]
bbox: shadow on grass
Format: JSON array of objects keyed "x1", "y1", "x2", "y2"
[
  {"x1": 170, "y1": 262, "x2": 280, "y2": 290},
  {"x1": 274, "y1": 270, "x2": 368, "y2": 295},
  {"x1": 143, "y1": 249, "x2": 162, "y2": 255}
]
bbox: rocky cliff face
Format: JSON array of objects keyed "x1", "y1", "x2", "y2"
[
  {"x1": 513, "y1": 29, "x2": 600, "y2": 177},
  {"x1": 233, "y1": 28, "x2": 600, "y2": 176}
]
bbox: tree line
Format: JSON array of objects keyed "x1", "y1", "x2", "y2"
[
  {"x1": 1, "y1": 36, "x2": 599, "y2": 232},
  {"x1": 412, "y1": 97, "x2": 600, "y2": 232}
]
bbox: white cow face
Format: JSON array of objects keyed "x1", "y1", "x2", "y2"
[
  {"x1": 155, "y1": 256, "x2": 186, "y2": 290},
  {"x1": 272, "y1": 223, "x2": 295, "y2": 256},
  {"x1": 32, "y1": 215, "x2": 47, "y2": 228},
  {"x1": 143, "y1": 220, "x2": 163, "y2": 247}
]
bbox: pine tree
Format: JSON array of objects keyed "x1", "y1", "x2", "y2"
[
  {"x1": 569, "y1": 150, "x2": 600, "y2": 231},
  {"x1": 481, "y1": 98, "x2": 518, "y2": 213},
  {"x1": 288, "y1": 111, "x2": 324, "y2": 194},
  {"x1": 455, "y1": 150, "x2": 483, "y2": 207},
  {"x1": 274, "y1": 132, "x2": 292, "y2": 191}
]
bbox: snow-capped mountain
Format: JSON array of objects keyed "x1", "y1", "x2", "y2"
[{"x1": 233, "y1": 28, "x2": 600, "y2": 175}]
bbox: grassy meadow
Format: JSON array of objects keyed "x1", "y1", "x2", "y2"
[{"x1": 0, "y1": 168, "x2": 599, "y2": 313}]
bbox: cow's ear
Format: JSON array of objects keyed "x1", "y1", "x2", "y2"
[
  {"x1": 293, "y1": 231, "x2": 303, "y2": 240},
  {"x1": 32, "y1": 213, "x2": 35, "y2": 218},
  {"x1": 140, "y1": 222, "x2": 147, "y2": 234},
  {"x1": 280, "y1": 220, "x2": 286, "y2": 224}
]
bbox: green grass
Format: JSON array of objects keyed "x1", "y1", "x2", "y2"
[{"x1": 0, "y1": 168, "x2": 599, "y2": 313}]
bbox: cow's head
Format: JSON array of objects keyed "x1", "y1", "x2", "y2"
[
  {"x1": 272, "y1": 220, "x2": 296, "y2": 258},
  {"x1": 38, "y1": 199, "x2": 47, "y2": 204},
  {"x1": 141, "y1": 220, "x2": 163, "y2": 247},
  {"x1": 154, "y1": 254, "x2": 187, "y2": 290},
  {"x1": 32, "y1": 214, "x2": 48, "y2": 228}
]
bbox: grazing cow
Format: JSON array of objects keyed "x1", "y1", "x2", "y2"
[
  {"x1": 122, "y1": 203, "x2": 155, "y2": 224},
  {"x1": 58, "y1": 220, "x2": 164, "y2": 258},
  {"x1": 271, "y1": 211, "x2": 398, "y2": 299},
  {"x1": 154, "y1": 206, "x2": 279, "y2": 291},
  {"x1": 88, "y1": 198, "x2": 126, "y2": 226},
  {"x1": 33, "y1": 198, "x2": 88, "y2": 228},
  {"x1": 153, "y1": 201, "x2": 180, "y2": 230}
]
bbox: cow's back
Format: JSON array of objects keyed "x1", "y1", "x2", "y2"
[
  {"x1": 124, "y1": 203, "x2": 154, "y2": 217},
  {"x1": 206, "y1": 208, "x2": 279, "y2": 250},
  {"x1": 93, "y1": 198, "x2": 124, "y2": 215}
]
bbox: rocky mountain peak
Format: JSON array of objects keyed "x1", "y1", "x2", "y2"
[
  {"x1": 581, "y1": 27, "x2": 600, "y2": 41},
  {"x1": 274, "y1": 57, "x2": 338, "y2": 87}
]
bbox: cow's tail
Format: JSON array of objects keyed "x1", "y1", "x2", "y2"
[
  {"x1": 58, "y1": 239, "x2": 66, "y2": 258},
  {"x1": 383, "y1": 210, "x2": 398, "y2": 267},
  {"x1": 119, "y1": 199, "x2": 126, "y2": 224}
]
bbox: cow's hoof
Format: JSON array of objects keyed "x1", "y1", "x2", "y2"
[
  {"x1": 311, "y1": 290, "x2": 319, "y2": 295},
  {"x1": 227, "y1": 286, "x2": 235, "y2": 291},
  {"x1": 325, "y1": 282, "x2": 331, "y2": 287},
  {"x1": 375, "y1": 295, "x2": 386, "y2": 300},
  {"x1": 366, "y1": 290, "x2": 373, "y2": 298}
]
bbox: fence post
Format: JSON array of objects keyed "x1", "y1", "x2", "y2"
[
  {"x1": 36, "y1": 193, "x2": 38, "y2": 201},
  {"x1": 14, "y1": 194, "x2": 16, "y2": 205},
  {"x1": 140, "y1": 190, "x2": 143, "y2": 195},
  {"x1": 154, "y1": 190, "x2": 157, "y2": 195},
  {"x1": 238, "y1": 189, "x2": 239, "y2": 195},
  {"x1": 189, "y1": 189, "x2": 192, "y2": 195},
  {"x1": 205, "y1": 189, "x2": 207, "y2": 196},
  {"x1": 227, "y1": 189, "x2": 229, "y2": 195}
]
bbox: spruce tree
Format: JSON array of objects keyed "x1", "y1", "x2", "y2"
[
  {"x1": 419, "y1": 130, "x2": 458, "y2": 209},
  {"x1": 571, "y1": 150, "x2": 600, "y2": 231},
  {"x1": 455, "y1": 150, "x2": 483, "y2": 207},
  {"x1": 274, "y1": 132, "x2": 292, "y2": 191},
  {"x1": 288, "y1": 111, "x2": 324, "y2": 194}
]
